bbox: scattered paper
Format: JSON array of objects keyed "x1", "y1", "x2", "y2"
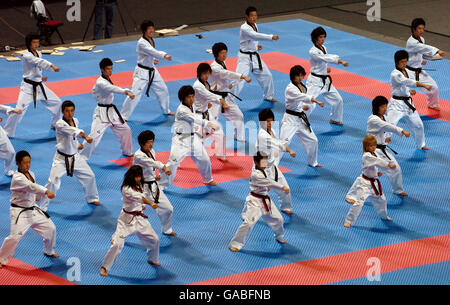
[
  {"x1": 13, "y1": 50, "x2": 27, "y2": 56},
  {"x1": 51, "y1": 52, "x2": 64, "y2": 55},
  {"x1": 93, "y1": 49, "x2": 104, "y2": 53},
  {"x1": 71, "y1": 42, "x2": 84, "y2": 45},
  {"x1": 54, "y1": 47, "x2": 69, "y2": 51},
  {"x1": 114, "y1": 59, "x2": 126, "y2": 63},
  {"x1": 155, "y1": 28, "x2": 179, "y2": 37},
  {"x1": 79, "y1": 45, "x2": 96, "y2": 51},
  {"x1": 206, "y1": 49, "x2": 212, "y2": 54},
  {"x1": 41, "y1": 49, "x2": 54, "y2": 54},
  {"x1": 70, "y1": 46, "x2": 83, "y2": 49},
  {"x1": 5, "y1": 56, "x2": 20, "y2": 61},
  {"x1": 174, "y1": 24, "x2": 188, "y2": 31}
]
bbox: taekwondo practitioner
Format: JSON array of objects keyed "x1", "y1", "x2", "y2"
[
  {"x1": 133, "y1": 130, "x2": 176, "y2": 236},
  {"x1": 257, "y1": 108, "x2": 296, "y2": 214},
  {"x1": 278, "y1": 65, "x2": 325, "y2": 167},
  {"x1": 158, "y1": 86, "x2": 220, "y2": 189},
  {"x1": 40, "y1": 100, "x2": 100, "y2": 212},
  {"x1": 193, "y1": 63, "x2": 229, "y2": 161},
  {"x1": 80, "y1": 58, "x2": 135, "y2": 160},
  {"x1": 0, "y1": 151, "x2": 57, "y2": 268},
  {"x1": 228, "y1": 151, "x2": 288, "y2": 252},
  {"x1": 100, "y1": 165, "x2": 160, "y2": 277},
  {"x1": 343, "y1": 135, "x2": 394, "y2": 228},
  {"x1": 4, "y1": 33, "x2": 62, "y2": 137},
  {"x1": 307, "y1": 27, "x2": 348, "y2": 125},
  {"x1": 231, "y1": 6, "x2": 279, "y2": 102},
  {"x1": 386, "y1": 50, "x2": 432, "y2": 151},
  {"x1": 210, "y1": 42, "x2": 251, "y2": 142},
  {"x1": 0, "y1": 105, "x2": 22, "y2": 176},
  {"x1": 366, "y1": 96, "x2": 411, "y2": 196},
  {"x1": 406, "y1": 18, "x2": 446, "y2": 110},
  {"x1": 121, "y1": 20, "x2": 174, "y2": 120}
]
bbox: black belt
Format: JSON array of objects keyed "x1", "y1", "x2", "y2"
[
  {"x1": 137, "y1": 64, "x2": 155, "y2": 97},
  {"x1": 311, "y1": 73, "x2": 332, "y2": 91},
  {"x1": 143, "y1": 180, "x2": 160, "y2": 203},
  {"x1": 98, "y1": 103, "x2": 125, "y2": 125},
  {"x1": 11, "y1": 203, "x2": 50, "y2": 224},
  {"x1": 122, "y1": 208, "x2": 147, "y2": 224},
  {"x1": 392, "y1": 95, "x2": 416, "y2": 112},
  {"x1": 406, "y1": 66, "x2": 422, "y2": 81},
  {"x1": 286, "y1": 109, "x2": 312, "y2": 132},
  {"x1": 240, "y1": 49, "x2": 262, "y2": 72},
  {"x1": 250, "y1": 192, "x2": 271, "y2": 214},
  {"x1": 361, "y1": 175, "x2": 383, "y2": 196},
  {"x1": 376, "y1": 144, "x2": 398, "y2": 160},
  {"x1": 57, "y1": 150, "x2": 75, "y2": 177},
  {"x1": 210, "y1": 90, "x2": 242, "y2": 113},
  {"x1": 23, "y1": 78, "x2": 47, "y2": 108},
  {"x1": 176, "y1": 132, "x2": 194, "y2": 136},
  {"x1": 273, "y1": 165, "x2": 279, "y2": 182},
  {"x1": 196, "y1": 110, "x2": 210, "y2": 120}
]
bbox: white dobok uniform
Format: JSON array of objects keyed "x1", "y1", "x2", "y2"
[
  {"x1": 80, "y1": 76, "x2": 133, "y2": 160},
  {"x1": 4, "y1": 50, "x2": 61, "y2": 137},
  {"x1": 0, "y1": 105, "x2": 16, "y2": 176},
  {"x1": 40, "y1": 117, "x2": 99, "y2": 212},
  {"x1": 121, "y1": 36, "x2": 171, "y2": 119}
]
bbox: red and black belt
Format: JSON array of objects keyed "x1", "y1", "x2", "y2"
[
  {"x1": 361, "y1": 174, "x2": 383, "y2": 196},
  {"x1": 250, "y1": 192, "x2": 271, "y2": 213},
  {"x1": 123, "y1": 208, "x2": 148, "y2": 224}
]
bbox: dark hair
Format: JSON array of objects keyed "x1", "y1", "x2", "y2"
[
  {"x1": 372, "y1": 96, "x2": 389, "y2": 115},
  {"x1": 212, "y1": 42, "x2": 228, "y2": 58},
  {"x1": 141, "y1": 20, "x2": 155, "y2": 34},
  {"x1": 16, "y1": 150, "x2": 31, "y2": 165},
  {"x1": 289, "y1": 65, "x2": 306, "y2": 82},
  {"x1": 25, "y1": 33, "x2": 40, "y2": 51},
  {"x1": 245, "y1": 6, "x2": 257, "y2": 16},
  {"x1": 138, "y1": 130, "x2": 155, "y2": 147},
  {"x1": 411, "y1": 18, "x2": 425, "y2": 33},
  {"x1": 61, "y1": 100, "x2": 75, "y2": 112},
  {"x1": 253, "y1": 151, "x2": 268, "y2": 164},
  {"x1": 197, "y1": 63, "x2": 212, "y2": 78},
  {"x1": 311, "y1": 26, "x2": 326, "y2": 43},
  {"x1": 178, "y1": 85, "x2": 195, "y2": 102},
  {"x1": 394, "y1": 50, "x2": 409, "y2": 66},
  {"x1": 99, "y1": 58, "x2": 113, "y2": 70},
  {"x1": 121, "y1": 165, "x2": 143, "y2": 191},
  {"x1": 258, "y1": 108, "x2": 275, "y2": 122}
]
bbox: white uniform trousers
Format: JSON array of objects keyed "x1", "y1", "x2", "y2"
[
  {"x1": 0, "y1": 206, "x2": 56, "y2": 265},
  {"x1": 0, "y1": 127, "x2": 15, "y2": 175},
  {"x1": 345, "y1": 176, "x2": 388, "y2": 225},
  {"x1": 386, "y1": 102, "x2": 425, "y2": 149},
  {"x1": 159, "y1": 134, "x2": 213, "y2": 188},
  {"x1": 267, "y1": 165, "x2": 292, "y2": 212},
  {"x1": 232, "y1": 52, "x2": 274, "y2": 100},
  {"x1": 202, "y1": 117, "x2": 226, "y2": 159},
  {"x1": 279, "y1": 119, "x2": 319, "y2": 167},
  {"x1": 80, "y1": 109, "x2": 133, "y2": 160},
  {"x1": 219, "y1": 96, "x2": 245, "y2": 141},
  {"x1": 40, "y1": 152, "x2": 99, "y2": 212},
  {"x1": 408, "y1": 70, "x2": 439, "y2": 108},
  {"x1": 230, "y1": 194, "x2": 284, "y2": 250},
  {"x1": 306, "y1": 77, "x2": 343, "y2": 122},
  {"x1": 4, "y1": 82, "x2": 62, "y2": 137},
  {"x1": 144, "y1": 183, "x2": 173, "y2": 235},
  {"x1": 121, "y1": 69, "x2": 170, "y2": 119},
  {"x1": 101, "y1": 210, "x2": 159, "y2": 271}
]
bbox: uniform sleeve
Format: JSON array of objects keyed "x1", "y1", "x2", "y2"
[
  {"x1": 133, "y1": 154, "x2": 165, "y2": 170},
  {"x1": 177, "y1": 108, "x2": 209, "y2": 128},
  {"x1": 55, "y1": 120, "x2": 84, "y2": 137},
  {"x1": 241, "y1": 25, "x2": 274, "y2": 41},
  {"x1": 391, "y1": 71, "x2": 417, "y2": 88},
  {"x1": 23, "y1": 52, "x2": 53, "y2": 71},
  {"x1": 368, "y1": 117, "x2": 403, "y2": 137},
  {"x1": 285, "y1": 86, "x2": 313, "y2": 105},
  {"x1": 194, "y1": 85, "x2": 222, "y2": 105},
  {"x1": 363, "y1": 154, "x2": 390, "y2": 169},
  {"x1": 122, "y1": 186, "x2": 145, "y2": 203},
  {"x1": 97, "y1": 80, "x2": 127, "y2": 95},
  {"x1": 138, "y1": 41, "x2": 167, "y2": 60},
  {"x1": 10, "y1": 175, "x2": 47, "y2": 195},
  {"x1": 258, "y1": 133, "x2": 288, "y2": 154},
  {"x1": 211, "y1": 64, "x2": 243, "y2": 82},
  {"x1": 406, "y1": 39, "x2": 439, "y2": 57},
  {"x1": 310, "y1": 48, "x2": 340, "y2": 64},
  {"x1": 251, "y1": 171, "x2": 285, "y2": 190},
  {"x1": 0, "y1": 105, "x2": 14, "y2": 115}
]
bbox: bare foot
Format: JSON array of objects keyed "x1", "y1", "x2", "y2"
[
  {"x1": 229, "y1": 246, "x2": 240, "y2": 252},
  {"x1": 264, "y1": 98, "x2": 278, "y2": 102},
  {"x1": 234, "y1": 138, "x2": 247, "y2": 143},
  {"x1": 0, "y1": 263, "x2": 3, "y2": 268},
  {"x1": 164, "y1": 231, "x2": 177, "y2": 236},
  {"x1": 397, "y1": 192, "x2": 408, "y2": 196},
  {"x1": 281, "y1": 209, "x2": 293, "y2": 215},
  {"x1": 99, "y1": 267, "x2": 108, "y2": 277},
  {"x1": 44, "y1": 253, "x2": 59, "y2": 258},
  {"x1": 344, "y1": 222, "x2": 351, "y2": 228},
  {"x1": 428, "y1": 106, "x2": 440, "y2": 111},
  {"x1": 315, "y1": 163, "x2": 323, "y2": 167},
  {"x1": 167, "y1": 112, "x2": 175, "y2": 116},
  {"x1": 276, "y1": 239, "x2": 287, "y2": 244},
  {"x1": 205, "y1": 181, "x2": 217, "y2": 186},
  {"x1": 329, "y1": 120, "x2": 344, "y2": 125},
  {"x1": 148, "y1": 260, "x2": 161, "y2": 266},
  {"x1": 386, "y1": 217, "x2": 392, "y2": 221},
  {"x1": 89, "y1": 201, "x2": 101, "y2": 206},
  {"x1": 345, "y1": 198, "x2": 355, "y2": 204},
  {"x1": 217, "y1": 156, "x2": 227, "y2": 162},
  {"x1": 50, "y1": 125, "x2": 56, "y2": 130},
  {"x1": 421, "y1": 146, "x2": 429, "y2": 150},
  {"x1": 241, "y1": 215, "x2": 245, "y2": 221}
]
